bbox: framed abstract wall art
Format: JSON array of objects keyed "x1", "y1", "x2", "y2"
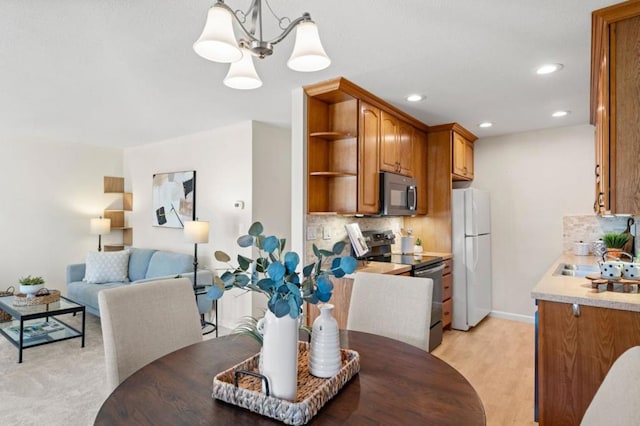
[{"x1": 152, "y1": 170, "x2": 196, "y2": 228}]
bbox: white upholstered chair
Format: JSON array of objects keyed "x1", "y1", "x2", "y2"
[
  {"x1": 581, "y1": 346, "x2": 640, "y2": 425},
  {"x1": 346, "y1": 272, "x2": 433, "y2": 352},
  {"x1": 98, "y1": 277, "x2": 203, "y2": 392}
]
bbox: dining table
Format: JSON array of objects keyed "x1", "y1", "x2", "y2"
[{"x1": 95, "y1": 330, "x2": 486, "y2": 425}]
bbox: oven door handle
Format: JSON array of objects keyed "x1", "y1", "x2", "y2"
[{"x1": 414, "y1": 264, "x2": 445, "y2": 275}]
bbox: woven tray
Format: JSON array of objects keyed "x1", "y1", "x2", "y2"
[
  {"x1": 12, "y1": 289, "x2": 61, "y2": 306},
  {"x1": 0, "y1": 286, "x2": 15, "y2": 322},
  {"x1": 212, "y1": 341, "x2": 360, "y2": 425}
]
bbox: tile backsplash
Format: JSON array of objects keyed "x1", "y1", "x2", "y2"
[
  {"x1": 563, "y1": 215, "x2": 639, "y2": 255},
  {"x1": 305, "y1": 215, "x2": 405, "y2": 263}
]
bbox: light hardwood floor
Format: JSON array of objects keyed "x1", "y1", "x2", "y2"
[{"x1": 432, "y1": 317, "x2": 537, "y2": 426}]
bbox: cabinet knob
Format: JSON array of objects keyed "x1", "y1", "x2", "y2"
[{"x1": 572, "y1": 303, "x2": 580, "y2": 317}]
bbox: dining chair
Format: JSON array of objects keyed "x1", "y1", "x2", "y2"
[
  {"x1": 346, "y1": 272, "x2": 433, "y2": 352},
  {"x1": 98, "y1": 277, "x2": 203, "y2": 392},
  {"x1": 581, "y1": 346, "x2": 640, "y2": 425}
]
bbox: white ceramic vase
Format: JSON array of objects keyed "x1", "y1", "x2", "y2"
[
  {"x1": 19, "y1": 284, "x2": 44, "y2": 297},
  {"x1": 309, "y1": 304, "x2": 341, "y2": 378},
  {"x1": 257, "y1": 310, "x2": 300, "y2": 400}
]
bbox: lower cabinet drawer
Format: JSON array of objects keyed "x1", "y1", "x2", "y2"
[
  {"x1": 442, "y1": 273, "x2": 453, "y2": 301},
  {"x1": 442, "y1": 299, "x2": 453, "y2": 327}
]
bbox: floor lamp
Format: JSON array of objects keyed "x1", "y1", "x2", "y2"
[
  {"x1": 184, "y1": 219, "x2": 209, "y2": 290},
  {"x1": 90, "y1": 217, "x2": 111, "y2": 252},
  {"x1": 184, "y1": 219, "x2": 216, "y2": 335}
]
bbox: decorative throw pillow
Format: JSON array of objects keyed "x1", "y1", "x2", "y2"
[{"x1": 83, "y1": 250, "x2": 130, "y2": 284}]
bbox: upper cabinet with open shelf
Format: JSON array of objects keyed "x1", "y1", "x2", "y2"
[{"x1": 304, "y1": 77, "x2": 429, "y2": 215}]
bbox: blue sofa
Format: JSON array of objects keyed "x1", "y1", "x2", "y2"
[{"x1": 66, "y1": 248, "x2": 213, "y2": 317}]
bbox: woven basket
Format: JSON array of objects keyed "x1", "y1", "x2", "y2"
[
  {"x1": 0, "y1": 286, "x2": 15, "y2": 322},
  {"x1": 12, "y1": 289, "x2": 61, "y2": 307},
  {"x1": 212, "y1": 341, "x2": 360, "y2": 425}
]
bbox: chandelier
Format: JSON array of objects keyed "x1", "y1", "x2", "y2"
[{"x1": 193, "y1": 0, "x2": 331, "y2": 90}]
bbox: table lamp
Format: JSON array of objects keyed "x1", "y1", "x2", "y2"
[
  {"x1": 90, "y1": 217, "x2": 111, "y2": 252},
  {"x1": 184, "y1": 219, "x2": 209, "y2": 290}
]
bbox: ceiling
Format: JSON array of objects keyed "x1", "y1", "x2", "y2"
[{"x1": 0, "y1": 0, "x2": 620, "y2": 148}]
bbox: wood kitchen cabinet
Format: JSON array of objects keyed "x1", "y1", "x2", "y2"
[
  {"x1": 413, "y1": 129, "x2": 428, "y2": 215},
  {"x1": 358, "y1": 102, "x2": 381, "y2": 214},
  {"x1": 591, "y1": 2, "x2": 640, "y2": 214},
  {"x1": 452, "y1": 131, "x2": 475, "y2": 181},
  {"x1": 442, "y1": 259, "x2": 453, "y2": 328},
  {"x1": 380, "y1": 111, "x2": 414, "y2": 176},
  {"x1": 305, "y1": 78, "x2": 429, "y2": 215},
  {"x1": 537, "y1": 300, "x2": 640, "y2": 424}
]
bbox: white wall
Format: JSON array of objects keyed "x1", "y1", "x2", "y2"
[
  {"x1": 123, "y1": 121, "x2": 291, "y2": 328},
  {"x1": 251, "y1": 121, "x2": 292, "y2": 317},
  {"x1": 472, "y1": 124, "x2": 595, "y2": 319},
  {"x1": 0, "y1": 139, "x2": 122, "y2": 294}
]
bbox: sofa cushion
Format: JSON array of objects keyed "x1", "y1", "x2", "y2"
[
  {"x1": 84, "y1": 250, "x2": 130, "y2": 284},
  {"x1": 128, "y1": 248, "x2": 157, "y2": 281},
  {"x1": 68, "y1": 281, "x2": 124, "y2": 312},
  {"x1": 146, "y1": 251, "x2": 193, "y2": 279}
]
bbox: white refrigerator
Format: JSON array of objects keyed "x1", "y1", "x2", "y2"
[{"x1": 452, "y1": 188, "x2": 492, "y2": 331}]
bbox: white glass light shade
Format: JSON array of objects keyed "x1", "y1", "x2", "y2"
[
  {"x1": 90, "y1": 218, "x2": 111, "y2": 235},
  {"x1": 184, "y1": 220, "x2": 209, "y2": 244},
  {"x1": 287, "y1": 21, "x2": 331, "y2": 72},
  {"x1": 223, "y1": 49, "x2": 263, "y2": 90},
  {"x1": 193, "y1": 5, "x2": 242, "y2": 63}
]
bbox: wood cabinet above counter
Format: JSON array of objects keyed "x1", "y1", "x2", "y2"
[
  {"x1": 304, "y1": 77, "x2": 429, "y2": 215},
  {"x1": 591, "y1": 1, "x2": 640, "y2": 215}
]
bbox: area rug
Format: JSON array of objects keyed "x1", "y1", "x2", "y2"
[{"x1": 0, "y1": 313, "x2": 107, "y2": 426}]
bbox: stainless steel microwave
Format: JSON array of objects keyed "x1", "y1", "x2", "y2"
[{"x1": 380, "y1": 172, "x2": 417, "y2": 216}]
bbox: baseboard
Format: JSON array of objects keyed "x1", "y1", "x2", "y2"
[{"x1": 489, "y1": 310, "x2": 535, "y2": 324}]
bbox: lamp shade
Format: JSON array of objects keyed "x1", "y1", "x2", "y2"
[
  {"x1": 223, "y1": 48, "x2": 263, "y2": 90},
  {"x1": 193, "y1": 5, "x2": 242, "y2": 63},
  {"x1": 90, "y1": 218, "x2": 111, "y2": 235},
  {"x1": 287, "y1": 21, "x2": 331, "y2": 72},
  {"x1": 184, "y1": 220, "x2": 209, "y2": 244}
]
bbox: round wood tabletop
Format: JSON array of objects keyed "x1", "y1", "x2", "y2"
[{"x1": 95, "y1": 330, "x2": 485, "y2": 425}]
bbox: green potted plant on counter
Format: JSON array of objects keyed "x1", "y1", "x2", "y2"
[
  {"x1": 602, "y1": 232, "x2": 630, "y2": 258},
  {"x1": 18, "y1": 275, "x2": 45, "y2": 297},
  {"x1": 206, "y1": 221, "x2": 357, "y2": 400}
]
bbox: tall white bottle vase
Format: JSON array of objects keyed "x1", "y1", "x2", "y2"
[
  {"x1": 309, "y1": 304, "x2": 341, "y2": 378},
  {"x1": 257, "y1": 310, "x2": 299, "y2": 400}
]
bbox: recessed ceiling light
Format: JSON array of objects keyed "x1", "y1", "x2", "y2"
[
  {"x1": 478, "y1": 122, "x2": 493, "y2": 128},
  {"x1": 536, "y1": 63, "x2": 564, "y2": 75},
  {"x1": 552, "y1": 110, "x2": 569, "y2": 117},
  {"x1": 406, "y1": 94, "x2": 424, "y2": 102}
]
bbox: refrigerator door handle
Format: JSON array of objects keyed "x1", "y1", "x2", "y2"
[{"x1": 471, "y1": 237, "x2": 479, "y2": 272}]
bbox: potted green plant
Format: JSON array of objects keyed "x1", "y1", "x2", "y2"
[
  {"x1": 206, "y1": 221, "x2": 356, "y2": 400},
  {"x1": 414, "y1": 238, "x2": 423, "y2": 253},
  {"x1": 18, "y1": 275, "x2": 45, "y2": 297},
  {"x1": 602, "y1": 232, "x2": 630, "y2": 258}
]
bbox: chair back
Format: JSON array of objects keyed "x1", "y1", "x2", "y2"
[
  {"x1": 581, "y1": 346, "x2": 640, "y2": 425},
  {"x1": 98, "y1": 277, "x2": 202, "y2": 392},
  {"x1": 347, "y1": 272, "x2": 433, "y2": 351}
]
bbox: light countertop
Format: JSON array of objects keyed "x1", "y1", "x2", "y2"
[
  {"x1": 352, "y1": 261, "x2": 411, "y2": 276},
  {"x1": 531, "y1": 254, "x2": 640, "y2": 312}
]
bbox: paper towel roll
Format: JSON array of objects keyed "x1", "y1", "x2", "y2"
[{"x1": 401, "y1": 236, "x2": 415, "y2": 254}]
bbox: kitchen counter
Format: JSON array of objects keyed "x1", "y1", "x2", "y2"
[
  {"x1": 531, "y1": 253, "x2": 640, "y2": 312},
  {"x1": 353, "y1": 261, "x2": 411, "y2": 275}
]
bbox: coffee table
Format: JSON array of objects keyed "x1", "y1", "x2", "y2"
[{"x1": 0, "y1": 294, "x2": 85, "y2": 363}]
